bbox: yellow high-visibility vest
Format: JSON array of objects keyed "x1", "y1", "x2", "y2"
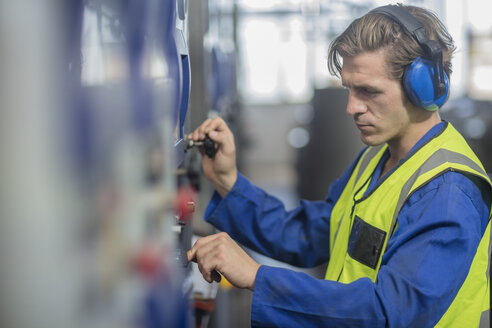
[{"x1": 325, "y1": 122, "x2": 492, "y2": 326}]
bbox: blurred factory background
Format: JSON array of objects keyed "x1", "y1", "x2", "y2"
[{"x1": 0, "y1": 0, "x2": 491, "y2": 327}]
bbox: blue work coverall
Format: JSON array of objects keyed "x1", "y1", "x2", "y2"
[{"x1": 204, "y1": 122, "x2": 491, "y2": 327}]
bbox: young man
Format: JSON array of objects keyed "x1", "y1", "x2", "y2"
[{"x1": 187, "y1": 4, "x2": 492, "y2": 327}]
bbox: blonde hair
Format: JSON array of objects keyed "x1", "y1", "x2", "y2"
[{"x1": 328, "y1": 4, "x2": 456, "y2": 81}]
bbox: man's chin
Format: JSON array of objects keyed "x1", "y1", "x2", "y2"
[{"x1": 360, "y1": 134, "x2": 385, "y2": 147}]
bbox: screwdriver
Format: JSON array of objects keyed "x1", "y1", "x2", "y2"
[{"x1": 184, "y1": 134, "x2": 217, "y2": 158}]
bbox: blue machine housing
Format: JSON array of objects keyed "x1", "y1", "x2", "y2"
[
  {"x1": 66, "y1": 0, "x2": 194, "y2": 327},
  {"x1": 165, "y1": 0, "x2": 191, "y2": 168}
]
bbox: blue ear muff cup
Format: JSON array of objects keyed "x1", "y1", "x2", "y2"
[{"x1": 403, "y1": 56, "x2": 450, "y2": 111}]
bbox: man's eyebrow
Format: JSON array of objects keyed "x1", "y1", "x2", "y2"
[
  {"x1": 341, "y1": 81, "x2": 379, "y2": 90},
  {"x1": 357, "y1": 84, "x2": 379, "y2": 90}
]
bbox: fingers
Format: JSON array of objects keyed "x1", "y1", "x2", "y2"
[
  {"x1": 187, "y1": 232, "x2": 229, "y2": 283},
  {"x1": 206, "y1": 127, "x2": 234, "y2": 156},
  {"x1": 188, "y1": 117, "x2": 236, "y2": 164},
  {"x1": 188, "y1": 232, "x2": 260, "y2": 289},
  {"x1": 189, "y1": 117, "x2": 230, "y2": 141},
  {"x1": 187, "y1": 233, "x2": 221, "y2": 262}
]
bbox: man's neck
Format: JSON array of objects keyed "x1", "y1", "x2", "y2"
[{"x1": 383, "y1": 115, "x2": 442, "y2": 177}]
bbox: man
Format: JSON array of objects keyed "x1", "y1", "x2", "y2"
[{"x1": 187, "y1": 4, "x2": 492, "y2": 327}]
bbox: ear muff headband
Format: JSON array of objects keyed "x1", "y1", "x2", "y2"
[{"x1": 370, "y1": 5, "x2": 449, "y2": 111}]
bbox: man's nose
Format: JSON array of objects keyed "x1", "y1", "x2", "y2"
[{"x1": 346, "y1": 93, "x2": 366, "y2": 116}]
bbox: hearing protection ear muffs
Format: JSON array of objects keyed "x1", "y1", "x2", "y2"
[{"x1": 370, "y1": 5, "x2": 449, "y2": 111}]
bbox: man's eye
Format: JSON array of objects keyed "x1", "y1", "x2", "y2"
[{"x1": 360, "y1": 88, "x2": 379, "y2": 95}]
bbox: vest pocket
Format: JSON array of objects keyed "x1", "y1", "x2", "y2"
[{"x1": 347, "y1": 216, "x2": 386, "y2": 269}]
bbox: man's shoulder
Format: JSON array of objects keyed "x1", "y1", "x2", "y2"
[
  {"x1": 408, "y1": 170, "x2": 492, "y2": 209},
  {"x1": 397, "y1": 170, "x2": 491, "y2": 235}
]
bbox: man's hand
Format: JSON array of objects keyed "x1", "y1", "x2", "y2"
[
  {"x1": 188, "y1": 117, "x2": 237, "y2": 197},
  {"x1": 187, "y1": 232, "x2": 260, "y2": 291}
]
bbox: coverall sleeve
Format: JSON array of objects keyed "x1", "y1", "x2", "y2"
[
  {"x1": 204, "y1": 149, "x2": 364, "y2": 268},
  {"x1": 250, "y1": 172, "x2": 491, "y2": 327},
  {"x1": 204, "y1": 172, "x2": 334, "y2": 267}
]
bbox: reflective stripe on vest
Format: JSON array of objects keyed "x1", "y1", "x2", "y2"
[{"x1": 324, "y1": 122, "x2": 492, "y2": 326}]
